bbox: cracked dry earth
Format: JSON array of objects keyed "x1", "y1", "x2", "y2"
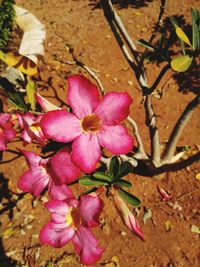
[{"x1": 0, "y1": 0, "x2": 200, "y2": 266}]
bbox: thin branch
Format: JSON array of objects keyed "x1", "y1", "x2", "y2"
[
  {"x1": 150, "y1": 64, "x2": 170, "y2": 93},
  {"x1": 145, "y1": 95, "x2": 160, "y2": 165},
  {"x1": 56, "y1": 57, "x2": 105, "y2": 95},
  {"x1": 127, "y1": 116, "x2": 148, "y2": 159},
  {"x1": 161, "y1": 95, "x2": 200, "y2": 163},
  {"x1": 101, "y1": 0, "x2": 140, "y2": 64}
]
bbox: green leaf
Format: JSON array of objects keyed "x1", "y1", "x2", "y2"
[
  {"x1": 118, "y1": 188, "x2": 140, "y2": 206},
  {"x1": 93, "y1": 172, "x2": 112, "y2": 181},
  {"x1": 170, "y1": 17, "x2": 185, "y2": 54},
  {"x1": 175, "y1": 27, "x2": 192, "y2": 48},
  {"x1": 117, "y1": 162, "x2": 132, "y2": 178},
  {"x1": 26, "y1": 78, "x2": 37, "y2": 111},
  {"x1": 109, "y1": 156, "x2": 120, "y2": 178},
  {"x1": 171, "y1": 55, "x2": 193, "y2": 72},
  {"x1": 8, "y1": 91, "x2": 28, "y2": 111},
  {"x1": 137, "y1": 39, "x2": 156, "y2": 51},
  {"x1": 114, "y1": 179, "x2": 132, "y2": 188},
  {"x1": 192, "y1": 8, "x2": 200, "y2": 50},
  {"x1": 79, "y1": 175, "x2": 108, "y2": 186}
]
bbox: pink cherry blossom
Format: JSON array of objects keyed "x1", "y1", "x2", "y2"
[
  {"x1": 0, "y1": 113, "x2": 16, "y2": 151},
  {"x1": 40, "y1": 194, "x2": 104, "y2": 265},
  {"x1": 18, "y1": 148, "x2": 81, "y2": 199},
  {"x1": 41, "y1": 74, "x2": 133, "y2": 173},
  {"x1": 16, "y1": 112, "x2": 46, "y2": 146},
  {"x1": 113, "y1": 194, "x2": 145, "y2": 241}
]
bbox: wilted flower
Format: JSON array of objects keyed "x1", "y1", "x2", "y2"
[
  {"x1": 40, "y1": 194, "x2": 104, "y2": 265},
  {"x1": 41, "y1": 74, "x2": 133, "y2": 173},
  {"x1": 157, "y1": 186, "x2": 173, "y2": 202},
  {"x1": 18, "y1": 148, "x2": 81, "y2": 199},
  {"x1": 0, "y1": 113, "x2": 16, "y2": 151}
]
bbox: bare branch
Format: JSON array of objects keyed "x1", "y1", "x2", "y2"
[
  {"x1": 161, "y1": 95, "x2": 200, "y2": 163},
  {"x1": 127, "y1": 116, "x2": 148, "y2": 159}
]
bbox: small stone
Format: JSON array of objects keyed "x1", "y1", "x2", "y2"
[
  {"x1": 20, "y1": 229, "x2": 26, "y2": 235},
  {"x1": 121, "y1": 231, "x2": 127, "y2": 236},
  {"x1": 127, "y1": 80, "x2": 133, "y2": 85}
]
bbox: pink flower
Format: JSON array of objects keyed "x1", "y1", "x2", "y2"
[
  {"x1": 41, "y1": 74, "x2": 133, "y2": 173},
  {"x1": 0, "y1": 113, "x2": 16, "y2": 151},
  {"x1": 18, "y1": 148, "x2": 81, "y2": 199},
  {"x1": 16, "y1": 112, "x2": 46, "y2": 146},
  {"x1": 157, "y1": 186, "x2": 173, "y2": 202},
  {"x1": 40, "y1": 194, "x2": 104, "y2": 265},
  {"x1": 113, "y1": 194, "x2": 145, "y2": 241},
  {"x1": 35, "y1": 93, "x2": 61, "y2": 112}
]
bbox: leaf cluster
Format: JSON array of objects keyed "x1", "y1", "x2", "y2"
[
  {"x1": 0, "y1": 0, "x2": 15, "y2": 50},
  {"x1": 79, "y1": 156, "x2": 140, "y2": 206}
]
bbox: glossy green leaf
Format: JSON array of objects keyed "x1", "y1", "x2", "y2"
[
  {"x1": 109, "y1": 156, "x2": 120, "y2": 178},
  {"x1": 192, "y1": 8, "x2": 200, "y2": 50},
  {"x1": 26, "y1": 78, "x2": 37, "y2": 111},
  {"x1": 171, "y1": 55, "x2": 193, "y2": 72},
  {"x1": 79, "y1": 175, "x2": 108, "y2": 186},
  {"x1": 175, "y1": 27, "x2": 192, "y2": 48},
  {"x1": 118, "y1": 162, "x2": 132, "y2": 178},
  {"x1": 118, "y1": 188, "x2": 140, "y2": 206},
  {"x1": 93, "y1": 172, "x2": 112, "y2": 181},
  {"x1": 114, "y1": 179, "x2": 132, "y2": 188},
  {"x1": 137, "y1": 39, "x2": 156, "y2": 51}
]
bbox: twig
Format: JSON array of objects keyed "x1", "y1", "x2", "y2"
[
  {"x1": 127, "y1": 116, "x2": 148, "y2": 159},
  {"x1": 161, "y1": 95, "x2": 200, "y2": 163},
  {"x1": 56, "y1": 57, "x2": 105, "y2": 95},
  {"x1": 150, "y1": 64, "x2": 170, "y2": 93}
]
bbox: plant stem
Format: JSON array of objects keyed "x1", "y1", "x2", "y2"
[
  {"x1": 145, "y1": 95, "x2": 160, "y2": 165},
  {"x1": 161, "y1": 95, "x2": 200, "y2": 163}
]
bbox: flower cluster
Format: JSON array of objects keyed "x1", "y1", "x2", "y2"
[{"x1": 1, "y1": 74, "x2": 144, "y2": 265}]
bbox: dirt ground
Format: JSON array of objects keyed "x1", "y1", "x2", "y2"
[{"x1": 0, "y1": 0, "x2": 200, "y2": 266}]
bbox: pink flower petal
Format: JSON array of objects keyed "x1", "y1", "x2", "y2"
[
  {"x1": 67, "y1": 75, "x2": 100, "y2": 119},
  {"x1": 0, "y1": 132, "x2": 6, "y2": 151},
  {"x1": 95, "y1": 92, "x2": 132, "y2": 125},
  {"x1": 72, "y1": 226, "x2": 103, "y2": 265},
  {"x1": 48, "y1": 181, "x2": 74, "y2": 201},
  {"x1": 40, "y1": 221, "x2": 74, "y2": 248},
  {"x1": 16, "y1": 112, "x2": 35, "y2": 128},
  {"x1": 50, "y1": 148, "x2": 81, "y2": 185},
  {"x1": 19, "y1": 149, "x2": 42, "y2": 170},
  {"x1": 157, "y1": 186, "x2": 173, "y2": 202},
  {"x1": 3, "y1": 123, "x2": 16, "y2": 140},
  {"x1": 71, "y1": 133, "x2": 101, "y2": 173},
  {"x1": 36, "y1": 93, "x2": 61, "y2": 112},
  {"x1": 18, "y1": 170, "x2": 50, "y2": 196},
  {"x1": 41, "y1": 110, "x2": 81, "y2": 142},
  {"x1": 0, "y1": 113, "x2": 10, "y2": 124},
  {"x1": 79, "y1": 195, "x2": 103, "y2": 227},
  {"x1": 98, "y1": 125, "x2": 133, "y2": 154},
  {"x1": 45, "y1": 199, "x2": 70, "y2": 216}
]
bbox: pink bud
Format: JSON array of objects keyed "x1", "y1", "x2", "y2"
[{"x1": 113, "y1": 194, "x2": 145, "y2": 241}]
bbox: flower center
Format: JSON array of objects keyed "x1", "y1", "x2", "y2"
[
  {"x1": 81, "y1": 114, "x2": 101, "y2": 133},
  {"x1": 66, "y1": 208, "x2": 81, "y2": 230}
]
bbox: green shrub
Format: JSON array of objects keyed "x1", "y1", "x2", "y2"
[{"x1": 0, "y1": 0, "x2": 15, "y2": 50}]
